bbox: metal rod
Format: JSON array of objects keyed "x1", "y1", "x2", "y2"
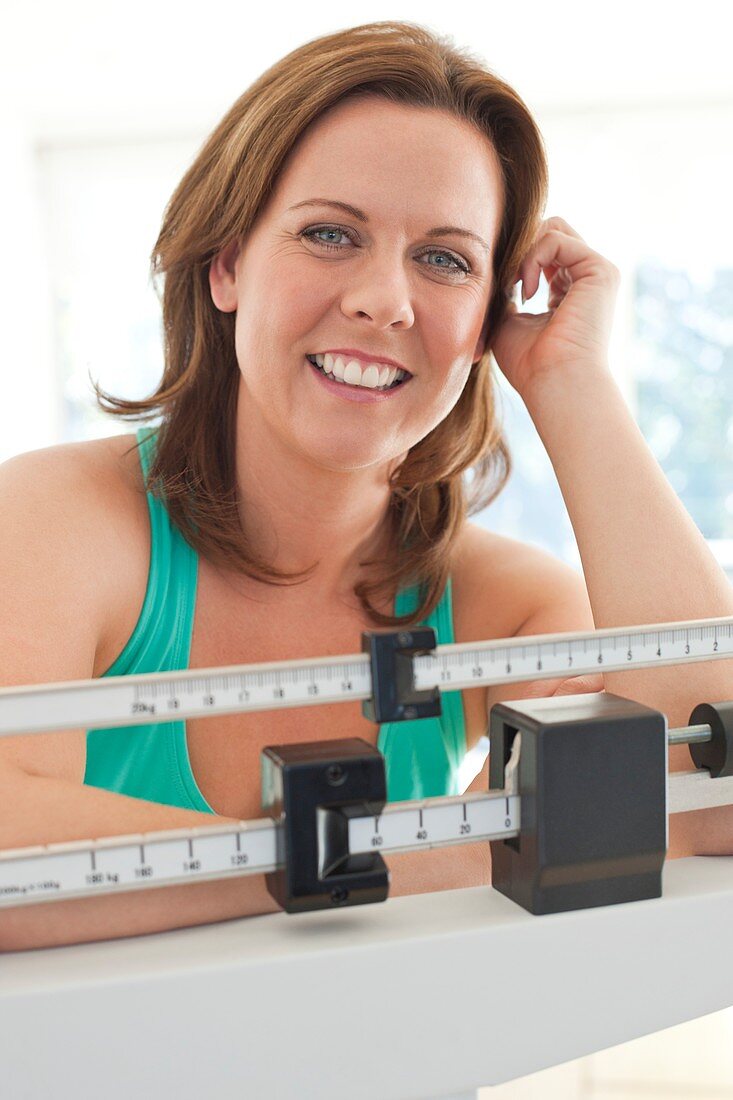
[{"x1": 667, "y1": 723, "x2": 712, "y2": 747}]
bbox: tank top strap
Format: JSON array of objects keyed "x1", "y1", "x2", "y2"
[
  {"x1": 393, "y1": 575, "x2": 457, "y2": 644},
  {"x1": 101, "y1": 426, "x2": 199, "y2": 677},
  {"x1": 378, "y1": 575, "x2": 467, "y2": 801}
]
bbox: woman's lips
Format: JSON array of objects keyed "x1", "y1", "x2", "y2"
[{"x1": 305, "y1": 356, "x2": 411, "y2": 403}]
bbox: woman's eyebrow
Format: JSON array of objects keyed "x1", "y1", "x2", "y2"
[{"x1": 288, "y1": 197, "x2": 491, "y2": 254}]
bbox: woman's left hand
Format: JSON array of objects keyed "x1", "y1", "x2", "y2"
[{"x1": 491, "y1": 216, "x2": 621, "y2": 401}]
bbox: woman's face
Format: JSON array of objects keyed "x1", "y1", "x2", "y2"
[{"x1": 210, "y1": 96, "x2": 504, "y2": 475}]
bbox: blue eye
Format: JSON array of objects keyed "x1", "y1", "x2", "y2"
[
  {"x1": 303, "y1": 226, "x2": 351, "y2": 248},
  {"x1": 299, "y1": 225, "x2": 471, "y2": 276},
  {"x1": 425, "y1": 252, "x2": 468, "y2": 273}
]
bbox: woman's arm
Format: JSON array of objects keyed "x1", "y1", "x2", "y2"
[
  {"x1": 522, "y1": 365, "x2": 733, "y2": 856},
  {"x1": 489, "y1": 215, "x2": 733, "y2": 857}
]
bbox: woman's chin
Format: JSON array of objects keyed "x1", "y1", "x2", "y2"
[
  {"x1": 300, "y1": 437, "x2": 393, "y2": 474},
  {"x1": 312, "y1": 451, "x2": 389, "y2": 474}
]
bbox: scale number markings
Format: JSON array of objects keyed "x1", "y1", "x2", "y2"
[
  {"x1": 135, "y1": 843, "x2": 154, "y2": 879},
  {"x1": 84, "y1": 850, "x2": 121, "y2": 888},
  {"x1": 231, "y1": 831, "x2": 249, "y2": 867},
  {"x1": 183, "y1": 837, "x2": 202, "y2": 873}
]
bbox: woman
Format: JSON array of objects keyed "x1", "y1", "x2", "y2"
[{"x1": 1, "y1": 22, "x2": 731, "y2": 951}]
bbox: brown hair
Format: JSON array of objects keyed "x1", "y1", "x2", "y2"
[{"x1": 93, "y1": 20, "x2": 548, "y2": 627}]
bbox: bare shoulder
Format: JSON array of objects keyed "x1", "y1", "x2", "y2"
[
  {"x1": 0, "y1": 432, "x2": 148, "y2": 783},
  {"x1": 1, "y1": 431, "x2": 143, "y2": 510},
  {"x1": 451, "y1": 520, "x2": 587, "y2": 642},
  {"x1": 0, "y1": 432, "x2": 149, "y2": 672}
]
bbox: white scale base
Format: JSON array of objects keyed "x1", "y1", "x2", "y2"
[{"x1": 1, "y1": 855, "x2": 732, "y2": 1099}]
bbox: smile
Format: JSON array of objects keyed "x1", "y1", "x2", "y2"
[{"x1": 304, "y1": 356, "x2": 412, "y2": 403}]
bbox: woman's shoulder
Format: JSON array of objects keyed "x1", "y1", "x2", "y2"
[
  {"x1": 0, "y1": 432, "x2": 151, "y2": 676},
  {"x1": 1, "y1": 430, "x2": 143, "y2": 497},
  {"x1": 2, "y1": 431, "x2": 148, "y2": 545},
  {"x1": 451, "y1": 520, "x2": 580, "y2": 643}
]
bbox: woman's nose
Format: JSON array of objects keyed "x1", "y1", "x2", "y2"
[{"x1": 339, "y1": 257, "x2": 415, "y2": 328}]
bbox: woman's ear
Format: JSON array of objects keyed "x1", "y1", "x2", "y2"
[{"x1": 209, "y1": 238, "x2": 241, "y2": 313}]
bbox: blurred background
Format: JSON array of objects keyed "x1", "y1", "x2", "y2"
[{"x1": 2, "y1": 2, "x2": 732, "y2": 1093}]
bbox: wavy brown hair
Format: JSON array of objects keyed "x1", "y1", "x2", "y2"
[{"x1": 93, "y1": 20, "x2": 549, "y2": 627}]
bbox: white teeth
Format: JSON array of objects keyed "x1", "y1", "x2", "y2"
[
  {"x1": 315, "y1": 352, "x2": 407, "y2": 390},
  {"x1": 330, "y1": 354, "x2": 346, "y2": 380},
  {"x1": 343, "y1": 359, "x2": 362, "y2": 385},
  {"x1": 360, "y1": 364, "x2": 382, "y2": 388}
]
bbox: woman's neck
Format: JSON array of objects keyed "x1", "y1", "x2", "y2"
[{"x1": 232, "y1": 414, "x2": 399, "y2": 607}]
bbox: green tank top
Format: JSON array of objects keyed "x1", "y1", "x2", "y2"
[{"x1": 84, "y1": 427, "x2": 467, "y2": 812}]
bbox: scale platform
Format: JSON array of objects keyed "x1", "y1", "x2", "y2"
[{"x1": 1, "y1": 855, "x2": 731, "y2": 1100}]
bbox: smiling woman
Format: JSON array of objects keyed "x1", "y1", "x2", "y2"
[
  {"x1": 76, "y1": 24, "x2": 567, "y2": 821},
  {"x1": 200, "y1": 90, "x2": 511, "y2": 538},
  {"x1": 91, "y1": 20, "x2": 548, "y2": 630},
  {"x1": 0, "y1": 21, "x2": 605, "y2": 950},
  {"x1": 0, "y1": 19, "x2": 729, "y2": 961}
]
